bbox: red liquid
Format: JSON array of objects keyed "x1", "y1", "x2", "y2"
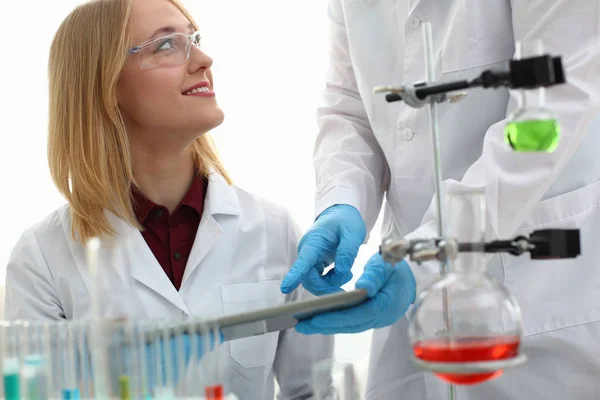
[
  {"x1": 413, "y1": 335, "x2": 520, "y2": 385},
  {"x1": 205, "y1": 384, "x2": 224, "y2": 400}
]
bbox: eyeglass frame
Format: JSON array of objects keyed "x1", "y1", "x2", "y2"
[{"x1": 128, "y1": 30, "x2": 203, "y2": 68}]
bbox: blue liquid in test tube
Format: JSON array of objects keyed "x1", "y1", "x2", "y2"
[{"x1": 3, "y1": 358, "x2": 20, "y2": 400}]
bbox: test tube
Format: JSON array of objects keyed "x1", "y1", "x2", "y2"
[
  {"x1": 146, "y1": 321, "x2": 162, "y2": 399},
  {"x1": 159, "y1": 321, "x2": 175, "y2": 400},
  {"x1": 22, "y1": 322, "x2": 49, "y2": 400},
  {"x1": 118, "y1": 320, "x2": 137, "y2": 400},
  {"x1": 85, "y1": 238, "x2": 108, "y2": 398},
  {"x1": 61, "y1": 322, "x2": 80, "y2": 400},
  {"x1": 136, "y1": 320, "x2": 150, "y2": 400},
  {"x1": 146, "y1": 322, "x2": 159, "y2": 399},
  {"x1": 187, "y1": 319, "x2": 201, "y2": 398},
  {"x1": 77, "y1": 321, "x2": 93, "y2": 398},
  {"x1": 42, "y1": 322, "x2": 59, "y2": 399},
  {"x1": 200, "y1": 322, "x2": 212, "y2": 398},
  {"x1": 107, "y1": 321, "x2": 125, "y2": 400},
  {"x1": 90, "y1": 319, "x2": 111, "y2": 399},
  {"x1": 87, "y1": 236, "x2": 137, "y2": 398},
  {"x1": 171, "y1": 321, "x2": 186, "y2": 397},
  {"x1": 204, "y1": 322, "x2": 224, "y2": 400},
  {"x1": 19, "y1": 322, "x2": 32, "y2": 400},
  {"x1": 214, "y1": 322, "x2": 225, "y2": 400},
  {"x1": 86, "y1": 238, "x2": 101, "y2": 320},
  {"x1": 2, "y1": 321, "x2": 23, "y2": 400}
]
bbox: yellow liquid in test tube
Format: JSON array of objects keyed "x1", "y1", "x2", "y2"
[{"x1": 119, "y1": 376, "x2": 131, "y2": 400}]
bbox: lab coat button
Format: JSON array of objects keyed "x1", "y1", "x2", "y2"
[
  {"x1": 174, "y1": 252, "x2": 182, "y2": 261},
  {"x1": 402, "y1": 128, "x2": 415, "y2": 141},
  {"x1": 411, "y1": 17, "x2": 422, "y2": 29}
]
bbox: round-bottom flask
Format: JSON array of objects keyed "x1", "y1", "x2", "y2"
[
  {"x1": 505, "y1": 106, "x2": 560, "y2": 152},
  {"x1": 504, "y1": 39, "x2": 561, "y2": 153},
  {"x1": 409, "y1": 273, "x2": 523, "y2": 385},
  {"x1": 408, "y1": 190, "x2": 525, "y2": 385}
]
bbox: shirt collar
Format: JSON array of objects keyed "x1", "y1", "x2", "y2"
[{"x1": 132, "y1": 174, "x2": 207, "y2": 224}]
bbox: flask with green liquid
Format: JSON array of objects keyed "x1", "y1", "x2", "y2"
[{"x1": 504, "y1": 40, "x2": 561, "y2": 152}]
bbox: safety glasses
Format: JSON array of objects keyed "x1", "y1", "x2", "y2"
[{"x1": 128, "y1": 30, "x2": 202, "y2": 71}]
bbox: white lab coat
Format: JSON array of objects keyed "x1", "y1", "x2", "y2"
[
  {"x1": 316, "y1": 0, "x2": 600, "y2": 398},
  {"x1": 5, "y1": 172, "x2": 334, "y2": 400}
]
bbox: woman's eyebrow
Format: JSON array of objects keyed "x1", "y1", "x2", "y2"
[{"x1": 147, "y1": 23, "x2": 195, "y2": 40}]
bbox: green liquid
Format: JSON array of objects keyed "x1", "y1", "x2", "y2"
[
  {"x1": 504, "y1": 119, "x2": 560, "y2": 152},
  {"x1": 4, "y1": 373, "x2": 20, "y2": 400},
  {"x1": 119, "y1": 376, "x2": 131, "y2": 400}
]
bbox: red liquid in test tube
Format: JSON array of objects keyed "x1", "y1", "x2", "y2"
[
  {"x1": 413, "y1": 335, "x2": 520, "y2": 385},
  {"x1": 205, "y1": 384, "x2": 224, "y2": 400}
]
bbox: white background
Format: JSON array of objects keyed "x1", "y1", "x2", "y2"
[{"x1": 0, "y1": 0, "x2": 380, "y2": 371}]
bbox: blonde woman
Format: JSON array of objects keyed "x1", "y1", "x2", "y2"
[{"x1": 4, "y1": 0, "x2": 332, "y2": 397}]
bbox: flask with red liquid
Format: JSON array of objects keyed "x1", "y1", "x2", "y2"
[{"x1": 408, "y1": 190, "x2": 525, "y2": 385}]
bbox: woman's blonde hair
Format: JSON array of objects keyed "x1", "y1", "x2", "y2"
[{"x1": 48, "y1": 0, "x2": 231, "y2": 243}]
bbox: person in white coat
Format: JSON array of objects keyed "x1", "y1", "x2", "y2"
[
  {"x1": 4, "y1": 0, "x2": 333, "y2": 398},
  {"x1": 283, "y1": 0, "x2": 600, "y2": 399}
]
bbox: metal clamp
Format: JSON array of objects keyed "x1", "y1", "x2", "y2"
[
  {"x1": 380, "y1": 237, "x2": 458, "y2": 265},
  {"x1": 373, "y1": 84, "x2": 447, "y2": 108}
]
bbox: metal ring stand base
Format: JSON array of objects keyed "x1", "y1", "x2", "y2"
[{"x1": 411, "y1": 354, "x2": 527, "y2": 374}]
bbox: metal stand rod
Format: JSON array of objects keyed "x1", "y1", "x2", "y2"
[{"x1": 422, "y1": 22, "x2": 456, "y2": 400}]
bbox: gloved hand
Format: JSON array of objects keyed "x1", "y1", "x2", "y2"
[
  {"x1": 295, "y1": 252, "x2": 416, "y2": 334},
  {"x1": 281, "y1": 204, "x2": 366, "y2": 296}
]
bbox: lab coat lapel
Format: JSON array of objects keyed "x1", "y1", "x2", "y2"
[
  {"x1": 106, "y1": 213, "x2": 190, "y2": 314},
  {"x1": 180, "y1": 172, "x2": 240, "y2": 287},
  {"x1": 409, "y1": 0, "x2": 422, "y2": 11}
]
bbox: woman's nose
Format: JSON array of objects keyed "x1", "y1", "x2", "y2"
[{"x1": 188, "y1": 46, "x2": 213, "y2": 71}]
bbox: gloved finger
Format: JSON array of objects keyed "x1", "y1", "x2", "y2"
[
  {"x1": 334, "y1": 236, "x2": 361, "y2": 274},
  {"x1": 302, "y1": 265, "x2": 347, "y2": 296},
  {"x1": 297, "y1": 264, "x2": 416, "y2": 335},
  {"x1": 355, "y1": 254, "x2": 395, "y2": 297},
  {"x1": 322, "y1": 268, "x2": 353, "y2": 288},
  {"x1": 281, "y1": 242, "x2": 327, "y2": 293}
]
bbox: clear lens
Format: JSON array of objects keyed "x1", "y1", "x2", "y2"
[{"x1": 138, "y1": 33, "x2": 192, "y2": 70}]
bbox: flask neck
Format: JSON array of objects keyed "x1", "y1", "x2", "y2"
[
  {"x1": 450, "y1": 253, "x2": 486, "y2": 276},
  {"x1": 518, "y1": 87, "x2": 546, "y2": 111}
]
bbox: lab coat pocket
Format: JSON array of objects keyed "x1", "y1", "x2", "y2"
[
  {"x1": 221, "y1": 280, "x2": 285, "y2": 368},
  {"x1": 440, "y1": 0, "x2": 513, "y2": 74},
  {"x1": 502, "y1": 180, "x2": 600, "y2": 338}
]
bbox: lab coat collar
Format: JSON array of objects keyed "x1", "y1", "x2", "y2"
[
  {"x1": 103, "y1": 170, "x2": 239, "y2": 315},
  {"x1": 179, "y1": 170, "x2": 240, "y2": 289},
  {"x1": 72, "y1": 170, "x2": 239, "y2": 317},
  {"x1": 203, "y1": 170, "x2": 240, "y2": 217},
  {"x1": 99, "y1": 211, "x2": 189, "y2": 314}
]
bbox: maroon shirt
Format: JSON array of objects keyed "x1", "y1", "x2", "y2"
[{"x1": 132, "y1": 175, "x2": 207, "y2": 291}]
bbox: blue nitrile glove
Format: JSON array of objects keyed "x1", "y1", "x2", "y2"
[
  {"x1": 295, "y1": 252, "x2": 416, "y2": 334},
  {"x1": 281, "y1": 204, "x2": 367, "y2": 296}
]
